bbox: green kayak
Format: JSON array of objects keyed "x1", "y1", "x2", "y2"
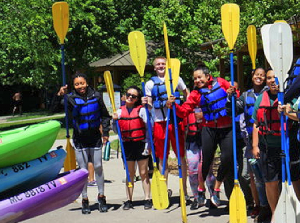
[{"x1": 0, "y1": 120, "x2": 61, "y2": 168}]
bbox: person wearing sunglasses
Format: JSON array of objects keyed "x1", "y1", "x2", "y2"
[{"x1": 112, "y1": 86, "x2": 152, "y2": 210}]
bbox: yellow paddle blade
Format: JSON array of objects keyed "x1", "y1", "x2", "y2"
[
  {"x1": 274, "y1": 20, "x2": 287, "y2": 23},
  {"x1": 163, "y1": 22, "x2": 171, "y2": 67},
  {"x1": 63, "y1": 138, "x2": 76, "y2": 171},
  {"x1": 52, "y1": 2, "x2": 69, "y2": 44},
  {"x1": 247, "y1": 25, "x2": 257, "y2": 70},
  {"x1": 104, "y1": 71, "x2": 116, "y2": 113},
  {"x1": 179, "y1": 178, "x2": 187, "y2": 223},
  {"x1": 221, "y1": 3, "x2": 240, "y2": 50},
  {"x1": 165, "y1": 58, "x2": 181, "y2": 97},
  {"x1": 151, "y1": 168, "x2": 169, "y2": 210},
  {"x1": 128, "y1": 31, "x2": 147, "y2": 77},
  {"x1": 229, "y1": 184, "x2": 247, "y2": 223}
]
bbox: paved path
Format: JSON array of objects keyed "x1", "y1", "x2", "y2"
[{"x1": 21, "y1": 138, "x2": 254, "y2": 223}]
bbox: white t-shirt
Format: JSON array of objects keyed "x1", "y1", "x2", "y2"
[{"x1": 145, "y1": 76, "x2": 187, "y2": 122}]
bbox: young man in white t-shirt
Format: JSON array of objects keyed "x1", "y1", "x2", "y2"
[{"x1": 145, "y1": 57, "x2": 189, "y2": 198}]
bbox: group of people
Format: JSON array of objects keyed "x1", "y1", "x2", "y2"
[{"x1": 55, "y1": 56, "x2": 300, "y2": 223}]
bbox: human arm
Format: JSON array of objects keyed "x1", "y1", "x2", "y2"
[
  {"x1": 98, "y1": 95, "x2": 111, "y2": 142},
  {"x1": 166, "y1": 90, "x2": 200, "y2": 118},
  {"x1": 252, "y1": 122, "x2": 260, "y2": 159},
  {"x1": 278, "y1": 101, "x2": 299, "y2": 121}
]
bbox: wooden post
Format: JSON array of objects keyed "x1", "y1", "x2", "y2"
[
  {"x1": 237, "y1": 52, "x2": 244, "y2": 92},
  {"x1": 219, "y1": 58, "x2": 225, "y2": 78}
]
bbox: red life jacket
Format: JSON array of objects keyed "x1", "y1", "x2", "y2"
[
  {"x1": 183, "y1": 111, "x2": 202, "y2": 136},
  {"x1": 256, "y1": 91, "x2": 281, "y2": 136},
  {"x1": 118, "y1": 105, "x2": 146, "y2": 141}
]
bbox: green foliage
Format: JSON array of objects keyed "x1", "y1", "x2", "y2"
[
  {"x1": 0, "y1": 0, "x2": 299, "y2": 90},
  {"x1": 120, "y1": 72, "x2": 153, "y2": 93}
]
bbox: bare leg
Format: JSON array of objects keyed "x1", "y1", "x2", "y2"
[
  {"x1": 180, "y1": 157, "x2": 188, "y2": 195},
  {"x1": 125, "y1": 161, "x2": 136, "y2": 201},
  {"x1": 265, "y1": 181, "x2": 279, "y2": 222},
  {"x1": 158, "y1": 157, "x2": 169, "y2": 184},
  {"x1": 292, "y1": 179, "x2": 300, "y2": 201},
  {"x1": 137, "y1": 158, "x2": 150, "y2": 200}
]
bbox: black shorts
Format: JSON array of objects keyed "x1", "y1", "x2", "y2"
[
  {"x1": 258, "y1": 147, "x2": 281, "y2": 182},
  {"x1": 122, "y1": 141, "x2": 149, "y2": 161}
]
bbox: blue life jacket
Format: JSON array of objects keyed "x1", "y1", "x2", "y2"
[
  {"x1": 285, "y1": 58, "x2": 300, "y2": 103},
  {"x1": 70, "y1": 93, "x2": 101, "y2": 132},
  {"x1": 198, "y1": 78, "x2": 227, "y2": 121},
  {"x1": 151, "y1": 76, "x2": 181, "y2": 109},
  {"x1": 286, "y1": 58, "x2": 300, "y2": 89},
  {"x1": 244, "y1": 90, "x2": 256, "y2": 135}
]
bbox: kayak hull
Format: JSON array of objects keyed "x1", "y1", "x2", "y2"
[
  {"x1": 0, "y1": 120, "x2": 61, "y2": 168},
  {"x1": 0, "y1": 149, "x2": 66, "y2": 197},
  {"x1": 0, "y1": 168, "x2": 88, "y2": 223}
]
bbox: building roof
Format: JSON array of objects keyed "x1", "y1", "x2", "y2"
[{"x1": 89, "y1": 51, "x2": 134, "y2": 67}]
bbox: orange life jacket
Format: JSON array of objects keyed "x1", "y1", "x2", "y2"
[
  {"x1": 183, "y1": 111, "x2": 202, "y2": 136},
  {"x1": 118, "y1": 105, "x2": 146, "y2": 141},
  {"x1": 256, "y1": 91, "x2": 281, "y2": 136}
]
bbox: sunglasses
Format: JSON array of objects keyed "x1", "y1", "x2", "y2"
[{"x1": 126, "y1": 93, "x2": 138, "y2": 99}]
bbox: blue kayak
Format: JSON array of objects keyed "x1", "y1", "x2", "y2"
[{"x1": 0, "y1": 148, "x2": 66, "y2": 199}]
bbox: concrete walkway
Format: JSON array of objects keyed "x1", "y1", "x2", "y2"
[{"x1": 20, "y1": 137, "x2": 255, "y2": 223}]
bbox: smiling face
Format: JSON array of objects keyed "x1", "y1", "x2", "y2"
[
  {"x1": 193, "y1": 70, "x2": 210, "y2": 88},
  {"x1": 252, "y1": 68, "x2": 266, "y2": 86},
  {"x1": 153, "y1": 58, "x2": 166, "y2": 78},
  {"x1": 73, "y1": 77, "x2": 88, "y2": 96},
  {"x1": 266, "y1": 70, "x2": 278, "y2": 94},
  {"x1": 125, "y1": 88, "x2": 139, "y2": 107}
]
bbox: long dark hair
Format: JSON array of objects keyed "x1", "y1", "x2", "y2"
[{"x1": 126, "y1": 86, "x2": 142, "y2": 106}]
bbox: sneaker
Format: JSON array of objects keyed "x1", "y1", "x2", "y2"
[
  {"x1": 198, "y1": 191, "x2": 207, "y2": 207},
  {"x1": 167, "y1": 189, "x2": 173, "y2": 198},
  {"x1": 250, "y1": 205, "x2": 260, "y2": 218},
  {"x1": 82, "y1": 199, "x2": 91, "y2": 214},
  {"x1": 210, "y1": 190, "x2": 221, "y2": 207},
  {"x1": 185, "y1": 195, "x2": 192, "y2": 205},
  {"x1": 257, "y1": 205, "x2": 272, "y2": 223},
  {"x1": 88, "y1": 180, "x2": 97, "y2": 186},
  {"x1": 144, "y1": 199, "x2": 152, "y2": 210},
  {"x1": 190, "y1": 199, "x2": 199, "y2": 210},
  {"x1": 98, "y1": 195, "x2": 108, "y2": 212},
  {"x1": 123, "y1": 200, "x2": 133, "y2": 210}
]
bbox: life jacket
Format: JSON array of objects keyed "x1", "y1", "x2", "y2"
[
  {"x1": 285, "y1": 58, "x2": 300, "y2": 91},
  {"x1": 184, "y1": 111, "x2": 201, "y2": 136},
  {"x1": 70, "y1": 92, "x2": 101, "y2": 133},
  {"x1": 244, "y1": 90, "x2": 257, "y2": 135},
  {"x1": 151, "y1": 76, "x2": 181, "y2": 109},
  {"x1": 198, "y1": 78, "x2": 228, "y2": 121},
  {"x1": 256, "y1": 91, "x2": 281, "y2": 136},
  {"x1": 118, "y1": 105, "x2": 146, "y2": 141}
]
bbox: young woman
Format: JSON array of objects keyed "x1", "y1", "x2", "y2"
[
  {"x1": 227, "y1": 68, "x2": 271, "y2": 221},
  {"x1": 113, "y1": 86, "x2": 152, "y2": 210},
  {"x1": 167, "y1": 65, "x2": 233, "y2": 208},
  {"x1": 56, "y1": 73, "x2": 111, "y2": 214},
  {"x1": 252, "y1": 69, "x2": 283, "y2": 222}
]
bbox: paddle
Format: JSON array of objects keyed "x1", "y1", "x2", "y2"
[
  {"x1": 163, "y1": 22, "x2": 187, "y2": 223},
  {"x1": 247, "y1": 25, "x2": 257, "y2": 70},
  {"x1": 261, "y1": 24, "x2": 273, "y2": 69},
  {"x1": 263, "y1": 22, "x2": 296, "y2": 223},
  {"x1": 128, "y1": 31, "x2": 169, "y2": 209},
  {"x1": 221, "y1": 4, "x2": 247, "y2": 223},
  {"x1": 161, "y1": 59, "x2": 180, "y2": 180},
  {"x1": 52, "y1": 2, "x2": 76, "y2": 171},
  {"x1": 104, "y1": 71, "x2": 132, "y2": 188}
]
